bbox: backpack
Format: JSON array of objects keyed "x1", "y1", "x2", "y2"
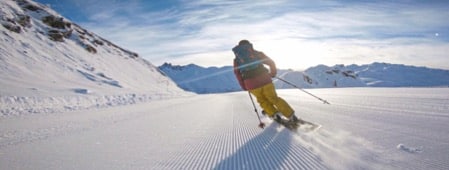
[{"x1": 232, "y1": 43, "x2": 262, "y2": 72}]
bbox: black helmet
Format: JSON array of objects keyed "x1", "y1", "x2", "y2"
[{"x1": 238, "y1": 40, "x2": 251, "y2": 45}]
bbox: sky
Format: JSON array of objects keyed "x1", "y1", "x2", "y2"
[{"x1": 33, "y1": 0, "x2": 449, "y2": 70}]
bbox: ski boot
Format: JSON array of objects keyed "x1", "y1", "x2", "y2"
[
  {"x1": 262, "y1": 110, "x2": 282, "y2": 121},
  {"x1": 287, "y1": 114, "x2": 299, "y2": 124}
]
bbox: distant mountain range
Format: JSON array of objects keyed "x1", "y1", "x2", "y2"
[{"x1": 159, "y1": 62, "x2": 449, "y2": 94}]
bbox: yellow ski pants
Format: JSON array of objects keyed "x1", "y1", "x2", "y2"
[{"x1": 249, "y1": 83, "x2": 294, "y2": 118}]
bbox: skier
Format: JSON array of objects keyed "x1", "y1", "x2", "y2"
[{"x1": 232, "y1": 40, "x2": 299, "y2": 123}]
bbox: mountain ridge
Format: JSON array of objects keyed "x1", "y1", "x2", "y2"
[{"x1": 159, "y1": 62, "x2": 449, "y2": 94}]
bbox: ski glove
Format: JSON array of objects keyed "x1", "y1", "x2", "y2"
[{"x1": 270, "y1": 70, "x2": 277, "y2": 78}]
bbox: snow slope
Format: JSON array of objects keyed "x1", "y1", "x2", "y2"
[
  {"x1": 1, "y1": 0, "x2": 189, "y2": 116},
  {"x1": 1, "y1": 88, "x2": 448, "y2": 169}
]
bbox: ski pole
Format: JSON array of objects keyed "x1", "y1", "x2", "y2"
[
  {"x1": 275, "y1": 76, "x2": 330, "y2": 104},
  {"x1": 248, "y1": 92, "x2": 266, "y2": 129}
]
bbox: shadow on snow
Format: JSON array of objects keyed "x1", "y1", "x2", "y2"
[{"x1": 214, "y1": 123, "x2": 327, "y2": 169}]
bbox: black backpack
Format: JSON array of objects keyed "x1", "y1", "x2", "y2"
[
  {"x1": 232, "y1": 43, "x2": 267, "y2": 79},
  {"x1": 232, "y1": 43, "x2": 262, "y2": 72}
]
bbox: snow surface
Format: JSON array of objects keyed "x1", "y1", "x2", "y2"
[
  {"x1": 1, "y1": 88, "x2": 448, "y2": 170},
  {"x1": 0, "y1": 0, "x2": 189, "y2": 116}
]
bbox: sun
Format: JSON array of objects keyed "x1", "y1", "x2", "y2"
[{"x1": 256, "y1": 39, "x2": 327, "y2": 70}]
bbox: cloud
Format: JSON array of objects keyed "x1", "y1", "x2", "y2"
[{"x1": 73, "y1": 0, "x2": 449, "y2": 70}]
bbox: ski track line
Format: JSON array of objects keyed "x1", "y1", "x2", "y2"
[
  {"x1": 153, "y1": 96, "x2": 328, "y2": 169},
  {"x1": 227, "y1": 101, "x2": 327, "y2": 170},
  {"x1": 154, "y1": 125, "x2": 232, "y2": 169}
]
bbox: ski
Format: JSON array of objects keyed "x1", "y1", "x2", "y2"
[{"x1": 273, "y1": 117, "x2": 321, "y2": 132}]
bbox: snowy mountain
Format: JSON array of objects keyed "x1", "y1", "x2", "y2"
[
  {"x1": 347, "y1": 62, "x2": 449, "y2": 87},
  {"x1": 160, "y1": 62, "x2": 448, "y2": 94},
  {"x1": 0, "y1": 0, "x2": 188, "y2": 116},
  {"x1": 275, "y1": 64, "x2": 366, "y2": 89},
  {"x1": 159, "y1": 63, "x2": 369, "y2": 94},
  {"x1": 159, "y1": 63, "x2": 240, "y2": 94}
]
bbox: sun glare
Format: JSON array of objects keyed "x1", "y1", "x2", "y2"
[{"x1": 256, "y1": 40, "x2": 328, "y2": 70}]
